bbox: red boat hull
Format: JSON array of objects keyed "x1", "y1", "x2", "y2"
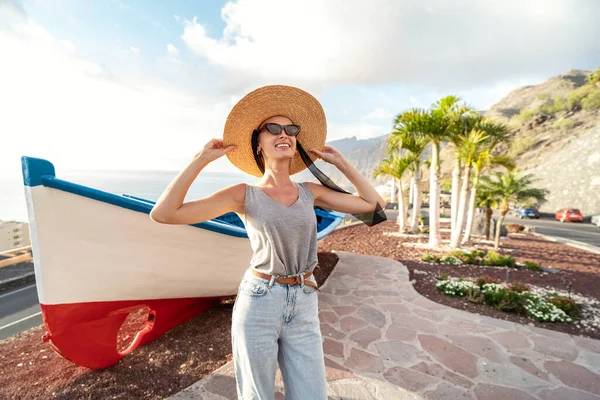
[{"x1": 40, "y1": 297, "x2": 220, "y2": 369}]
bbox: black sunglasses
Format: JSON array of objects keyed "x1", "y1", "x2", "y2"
[{"x1": 260, "y1": 123, "x2": 301, "y2": 137}]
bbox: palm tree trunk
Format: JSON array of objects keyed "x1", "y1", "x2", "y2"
[
  {"x1": 461, "y1": 170, "x2": 480, "y2": 245},
  {"x1": 485, "y1": 207, "x2": 493, "y2": 240},
  {"x1": 397, "y1": 179, "x2": 406, "y2": 233},
  {"x1": 450, "y1": 159, "x2": 460, "y2": 237},
  {"x1": 450, "y1": 163, "x2": 471, "y2": 248},
  {"x1": 494, "y1": 211, "x2": 507, "y2": 249},
  {"x1": 410, "y1": 175, "x2": 421, "y2": 233},
  {"x1": 429, "y1": 143, "x2": 441, "y2": 248}
]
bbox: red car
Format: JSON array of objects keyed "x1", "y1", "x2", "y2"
[{"x1": 555, "y1": 208, "x2": 584, "y2": 222}]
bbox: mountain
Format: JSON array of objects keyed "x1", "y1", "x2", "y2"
[{"x1": 300, "y1": 68, "x2": 600, "y2": 215}]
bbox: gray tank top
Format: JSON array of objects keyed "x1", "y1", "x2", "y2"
[{"x1": 243, "y1": 181, "x2": 318, "y2": 276}]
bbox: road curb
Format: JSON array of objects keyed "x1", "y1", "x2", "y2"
[
  {"x1": 0, "y1": 273, "x2": 36, "y2": 295},
  {"x1": 531, "y1": 232, "x2": 600, "y2": 255}
]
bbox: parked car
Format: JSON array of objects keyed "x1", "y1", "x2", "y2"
[
  {"x1": 592, "y1": 215, "x2": 600, "y2": 227},
  {"x1": 555, "y1": 208, "x2": 584, "y2": 222},
  {"x1": 515, "y1": 208, "x2": 540, "y2": 219}
]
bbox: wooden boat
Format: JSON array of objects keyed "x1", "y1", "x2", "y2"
[{"x1": 21, "y1": 156, "x2": 344, "y2": 369}]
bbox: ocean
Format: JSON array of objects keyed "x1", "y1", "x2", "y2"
[{"x1": 0, "y1": 170, "x2": 258, "y2": 223}]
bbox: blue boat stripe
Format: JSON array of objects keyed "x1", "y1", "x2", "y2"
[{"x1": 21, "y1": 156, "x2": 344, "y2": 239}]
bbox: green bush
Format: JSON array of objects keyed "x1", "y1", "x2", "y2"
[
  {"x1": 582, "y1": 90, "x2": 600, "y2": 111},
  {"x1": 482, "y1": 285, "x2": 524, "y2": 312},
  {"x1": 547, "y1": 296, "x2": 582, "y2": 319},
  {"x1": 552, "y1": 97, "x2": 568, "y2": 112},
  {"x1": 517, "y1": 109, "x2": 534, "y2": 121},
  {"x1": 567, "y1": 86, "x2": 596, "y2": 110},
  {"x1": 422, "y1": 252, "x2": 433, "y2": 262},
  {"x1": 587, "y1": 67, "x2": 600, "y2": 86},
  {"x1": 470, "y1": 249, "x2": 487, "y2": 258},
  {"x1": 524, "y1": 261, "x2": 542, "y2": 271},
  {"x1": 448, "y1": 250, "x2": 474, "y2": 265},
  {"x1": 422, "y1": 252, "x2": 440, "y2": 263},
  {"x1": 483, "y1": 251, "x2": 516, "y2": 268},
  {"x1": 553, "y1": 119, "x2": 574, "y2": 130},
  {"x1": 508, "y1": 137, "x2": 536, "y2": 158}
]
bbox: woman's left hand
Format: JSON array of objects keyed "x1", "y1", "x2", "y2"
[{"x1": 309, "y1": 146, "x2": 347, "y2": 167}]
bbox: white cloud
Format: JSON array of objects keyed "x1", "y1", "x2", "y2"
[
  {"x1": 130, "y1": 46, "x2": 140, "y2": 55},
  {"x1": 0, "y1": 4, "x2": 238, "y2": 179},
  {"x1": 362, "y1": 107, "x2": 393, "y2": 122},
  {"x1": 166, "y1": 43, "x2": 179, "y2": 55},
  {"x1": 181, "y1": 0, "x2": 599, "y2": 89}
]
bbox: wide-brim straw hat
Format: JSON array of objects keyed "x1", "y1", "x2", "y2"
[{"x1": 223, "y1": 85, "x2": 327, "y2": 177}]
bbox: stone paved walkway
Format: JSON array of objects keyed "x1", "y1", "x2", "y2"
[{"x1": 170, "y1": 251, "x2": 600, "y2": 400}]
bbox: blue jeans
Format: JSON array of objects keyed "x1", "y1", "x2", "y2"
[{"x1": 231, "y1": 269, "x2": 327, "y2": 400}]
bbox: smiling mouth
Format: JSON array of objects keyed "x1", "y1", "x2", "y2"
[{"x1": 275, "y1": 144, "x2": 291, "y2": 149}]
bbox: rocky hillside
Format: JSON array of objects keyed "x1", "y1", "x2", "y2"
[{"x1": 299, "y1": 68, "x2": 600, "y2": 215}]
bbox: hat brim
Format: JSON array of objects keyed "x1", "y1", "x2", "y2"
[{"x1": 223, "y1": 85, "x2": 327, "y2": 177}]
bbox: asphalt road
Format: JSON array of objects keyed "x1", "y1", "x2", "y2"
[
  {"x1": 504, "y1": 215, "x2": 600, "y2": 248},
  {"x1": 0, "y1": 284, "x2": 42, "y2": 340},
  {"x1": 383, "y1": 209, "x2": 600, "y2": 248}
]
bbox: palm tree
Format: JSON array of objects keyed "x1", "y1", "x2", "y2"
[
  {"x1": 462, "y1": 153, "x2": 514, "y2": 244},
  {"x1": 449, "y1": 118, "x2": 489, "y2": 248},
  {"x1": 372, "y1": 152, "x2": 416, "y2": 233},
  {"x1": 388, "y1": 132, "x2": 428, "y2": 233},
  {"x1": 447, "y1": 110, "x2": 477, "y2": 239},
  {"x1": 475, "y1": 184, "x2": 498, "y2": 241},
  {"x1": 461, "y1": 120, "x2": 514, "y2": 245},
  {"x1": 478, "y1": 171, "x2": 548, "y2": 249},
  {"x1": 394, "y1": 96, "x2": 468, "y2": 248}
]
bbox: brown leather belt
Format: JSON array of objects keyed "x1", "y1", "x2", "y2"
[{"x1": 251, "y1": 270, "x2": 320, "y2": 292}]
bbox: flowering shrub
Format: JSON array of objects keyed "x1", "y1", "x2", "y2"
[
  {"x1": 439, "y1": 255, "x2": 463, "y2": 265},
  {"x1": 524, "y1": 296, "x2": 572, "y2": 323},
  {"x1": 436, "y1": 277, "x2": 577, "y2": 323},
  {"x1": 435, "y1": 279, "x2": 479, "y2": 296}
]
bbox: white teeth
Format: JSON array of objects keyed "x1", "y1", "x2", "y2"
[{"x1": 275, "y1": 144, "x2": 290, "y2": 148}]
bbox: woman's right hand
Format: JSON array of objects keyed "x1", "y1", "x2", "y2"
[{"x1": 194, "y1": 139, "x2": 236, "y2": 163}]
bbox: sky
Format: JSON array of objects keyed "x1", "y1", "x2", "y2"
[{"x1": 1, "y1": 0, "x2": 599, "y2": 178}]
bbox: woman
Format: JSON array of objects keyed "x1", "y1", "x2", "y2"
[{"x1": 150, "y1": 85, "x2": 386, "y2": 399}]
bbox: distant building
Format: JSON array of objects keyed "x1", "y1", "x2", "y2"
[{"x1": 0, "y1": 221, "x2": 31, "y2": 251}]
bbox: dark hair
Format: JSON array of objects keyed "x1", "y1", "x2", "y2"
[
  {"x1": 250, "y1": 128, "x2": 386, "y2": 226},
  {"x1": 251, "y1": 129, "x2": 265, "y2": 174}
]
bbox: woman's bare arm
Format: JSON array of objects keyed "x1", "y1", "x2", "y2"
[{"x1": 149, "y1": 139, "x2": 242, "y2": 225}]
